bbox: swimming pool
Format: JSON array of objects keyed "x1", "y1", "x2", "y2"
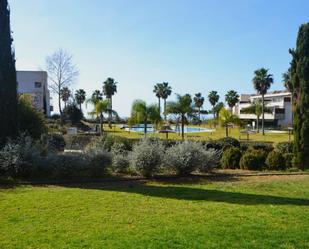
[{"x1": 125, "y1": 125, "x2": 214, "y2": 133}]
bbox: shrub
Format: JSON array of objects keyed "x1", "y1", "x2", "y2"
[
  {"x1": 241, "y1": 142, "x2": 274, "y2": 153},
  {"x1": 130, "y1": 139, "x2": 164, "y2": 177},
  {"x1": 199, "y1": 148, "x2": 222, "y2": 172},
  {"x1": 217, "y1": 137, "x2": 240, "y2": 149},
  {"x1": 221, "y1": 147, "x2": 242, "y2": 169},
  {"x1": 63, "y1": 103, "x2": 84, "y2": 124},
  {"x1": 165, "y1": 141, "x2": 212, "y2": 176},
  {"x1": 86, "y1": 134, "x2": 138, "y2": 153},
  {"x1": 111, "y1": 143, "x2": 131, "y2": 173},
  {"x1": 283, "y1": 153, "x2": 294, "y2": 169},
  {"x1": 86, "y1": 151, "x2": 112, "y2": 178},
  {"x1": 239, "y1": 150, "x2": 266, "y2": 170},
  {"x1": 265, "y1": 151, "x2": 285, "y2": 170},
  {"x1": 41, "y1": 133, "x2": 66, "y2": 152},
  {"x1": 49, "y1": 153, "x2": 89, "y2": 179},
  {"x1": 65, "y1": 134, "x2": 94, "y2": 150},
  {"x1": 18, "y1": 97, "x2": 48, "y2": 140},
  {"x1": 275, "y1": 142, "x2": 293, "y2": 154},
  {"x1": 0, "y1": 136, "x2": 43, "y2": 178}
]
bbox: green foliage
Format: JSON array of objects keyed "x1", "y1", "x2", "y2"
[
  {"x1": 130, "y1": 100, "x2": 161, "y2": 136},
  {"x1": 240, "y1": 142, "x2": 273, "y2": 153},
  {"x1": 165, "y1": 94, "x2": 195, "y2": 139},
  {"x1": 275, "y1": 142, "x2": 293, "y2": 154},
  {"x1": 130, "y1": 139, "x2": 164, "y2": 177},
  {"x1": 165, "y1": 141, "x2": 211, "y2": 176},
  {"x1": 111, "y1": 143, "x2": 131, "y2": 173},
  {"x1": 221, "y1": 147, "x2": 242, "y2": 169},
  {"x1": 60, "y1": 87, "x2": 71, "y2": 107},
  {"x1": 240, "y1": 150, "x2": 267, "y2": 170},
  {"x1": 18, "y1": 97, "x2": 48, "y2": 140},
  {"x1": 75, "y1": 89, "x2": 86, "y2": 110},
  {"x1": 41, "y1": 133, "x2": 66, "y2": 152},
  {"x1": 0, "y1": 136, "x2": 43, "y2": 178},
  {"x1": 217, "y1": 137, "x2": 240, "y2": 148},
  {"x1": 225, "y1": 90, "x2": 239, "y2": 108},
  {"x1": 265, "y1": 151, "x2": 285, "y2": 170},
  {"x1": 63, "y1": 103, "x2": 84, "y2": 124},
  {"x1": 65, "y1": 134, "x2": 94, "y2": 150},
  {"x1": 0, "y1": 0, "x2": 18, "y2": 146},
  {"x1": 86, "y1": 134, "x2": 137, "y2": 153},
  {"x1": 283, "y1": 153, "x2": 294, "y2": 169},
  {"x1": 208, "y1": 91, "x2": 219, "y2": 115},
  {"x1": 86, "y1": 151, "x2": 112, "y2": 178},
  {"x1": 290, "y1": 23, "x2": 309, "y2": 169}
]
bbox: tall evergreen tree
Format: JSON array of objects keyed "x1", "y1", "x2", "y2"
[
  {"x1": 0, "y1": 0, "x2": 18, "y2": 145},
  {"x1": 290, "y1": 23, "x2": 309, "y2": 170}
]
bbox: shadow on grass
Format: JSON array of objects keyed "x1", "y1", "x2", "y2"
[{"x1": 60, "y1": 181, "x2": 309, "y2": 206}]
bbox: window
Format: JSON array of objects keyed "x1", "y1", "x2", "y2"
[{"x1": 35, "y1": 82, "x2": 42, "y2": 88}]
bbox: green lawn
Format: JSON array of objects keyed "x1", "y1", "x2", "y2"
[
  {"x1": 103, "y1": 124, "x2": 293, "y2": 143},
  {"x1": 1, "y1": 175, "x2": 308, "y2": 249}
]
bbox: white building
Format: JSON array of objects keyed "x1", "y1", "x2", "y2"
[
  {"x1": 17, "y1": 71, "x2": 52, "y2": 116},
  {"x1": 233, "y1": 90, "x2": 292, "y2": 127}
]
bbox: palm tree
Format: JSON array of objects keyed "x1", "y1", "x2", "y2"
[
  {"x1": 94, "y1": 100, "x2": 110, "y2": 134},
  {"x1": 91, "y1": 90, "x2": 103, "y2": 103},
  {"x1": 75, "y1": 89, "x2": 86, "y2": 110},
  {"x1": 161, "y1": 82, "x2": 172, "y2": 120},
  {"x1": 253, "y1": 68, "x2": 273, "y2": 135},
  {"x1": 130, "y1": 100, "x2": 161, "y2": 138},
  {"x1": 241, "y1": 100, "x2": 272, "y2": 133},
  {"x1": 165, "y1": 94, "x2": 195, "y2": 140},
  {"x1": 218, "y1": 107, "x2": 240, "y2": 137},
  {"x1": 208, "y1": 91, "x2": 219, "y2": 118},
  {"x1": 153, "y1": 83, "x2": 164, "y2": 114},
  {"x1": 86, "y1": 90, "x2": 103, "y2": 120},
  {"x1": 225, "y1": 90, "x2": 239, "y2": 111},
  {"x1": 193, "y1": 92, "x2": 204, "y2": 124},
  {"x1": 60, "y1": 87, "x2": 71, "y2": 108},
  {"x1": 103, "y1": 78, "x2": 117, "y2": 127}
]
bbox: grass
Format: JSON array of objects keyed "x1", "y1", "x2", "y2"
[
  {"x1": 0, "y1": 174, "x2": 308, "y2": 249},
  {"x1": 103, "y1": 124, "x2": 293, "y2": 143}
]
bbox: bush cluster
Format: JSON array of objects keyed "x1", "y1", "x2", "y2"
[
  {"x1": 0, "y1": 133, "x2": 297, "y2": 181},
  {"x1": 265, "y1": 151, "x2": 285, "y2": 170},
  {"x1": 130, "y1": 139, "x2": 164, "y2": 177},
  {"x1": 239, "y1": 150, "x2": 267, "y2": 170},
  {"x1": 221, "y1": 147, "x2": 242, "y2": 169}
]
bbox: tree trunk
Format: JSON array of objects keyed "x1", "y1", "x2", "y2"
[
  {"x1": 144, "y1": 119, "x2": 147, "y2": 138},
  {"x1": 58, "y1": 92, "x2": 62, "y2": 115},
  {"x1": 158, "y1": 97, "x2": 161, "y2": 116},
  {"x1": 198, "y1": 107, "x2": 201, "y2": 126},
  {"x1": 257, "y1": 116, "x2": 260, "y2": 133},
  {"x1": 164, "y1": 98, "x2": 167, "y2": 121},
  {"x1": 100, "y1": 112, "x2": 104, "y2": 135},
  {"x1": 79, "y1": 103, "x2": 82, "y2": 110},
  {"x1": 181, "y1": 114, "x2": 185, "y2": 140},
  {"x1": 109, "y1": 97, "x2": 112, "y2": 129},
  {"x1": 225, "y1": 124, "x2": 229, "y2": 137},
  {"x1": 262, "y1": 94, "x2": 265, "y2": 135},
  {"x1": 213, "y1": 105, "x2": 216, "y2": 119}
]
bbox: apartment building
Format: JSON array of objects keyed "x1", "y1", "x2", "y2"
[
  {"x1": 17, "y1": 71, "x2": 52, "y2": 116},
  {"x1": 233, "y1": 90, "x2": 292, "y2": 127}
]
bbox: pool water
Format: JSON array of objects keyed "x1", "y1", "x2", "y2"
[{"x1": 125, "y1": 125, "x2": 214, "y2": 133}]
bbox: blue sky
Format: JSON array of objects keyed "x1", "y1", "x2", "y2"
[{"x1": 9, "y1": 0, "x2": 309, "y2": 117}]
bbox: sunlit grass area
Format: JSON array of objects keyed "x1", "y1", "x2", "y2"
[
  {"x1": 0, "y1": 175, "x2": 308, "y2": 249},
  {"x1": 102, "y1": 124, "x2": 293, "y2": 143}
]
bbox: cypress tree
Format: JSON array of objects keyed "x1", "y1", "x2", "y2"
[
  {"x1": 0, "y1": 0, "x2": 18, "y2": 146},
  {"x1": 290, "y1": 23, "x2": 309, "y2": 170}
]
